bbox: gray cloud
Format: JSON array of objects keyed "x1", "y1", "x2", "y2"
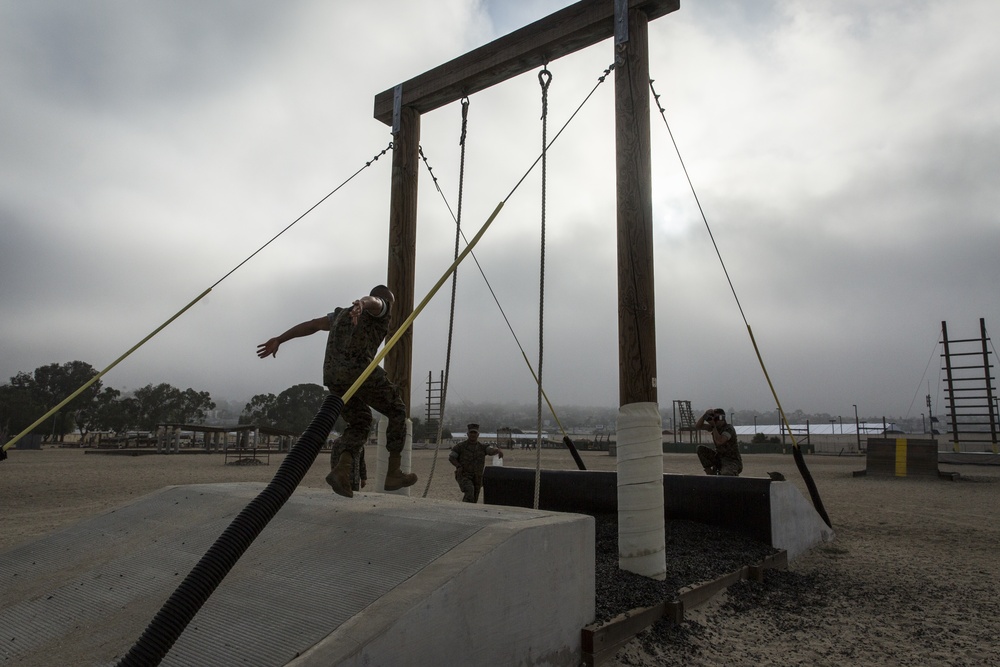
[{"x1": 2, "y1": 1, "x2": 998, "y2": 425}]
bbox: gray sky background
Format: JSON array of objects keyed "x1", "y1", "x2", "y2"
[{"x1": 2, "y1": 1, "x2": 998, "y2": 422}]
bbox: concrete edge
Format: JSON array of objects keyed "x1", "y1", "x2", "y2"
[{"x1": 768, "y1": 482, "x2": 835, "y2": 560}]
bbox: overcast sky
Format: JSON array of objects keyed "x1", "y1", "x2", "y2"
[{"x1": 2, "y1": 1, "x2": 998, "y2": 423}]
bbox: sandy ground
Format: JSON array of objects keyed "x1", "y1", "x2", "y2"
[{"x1": 2, "y1": 445, "x2": 999, "y2": 666}]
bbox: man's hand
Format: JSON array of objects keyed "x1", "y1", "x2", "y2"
[
  {"x1": 349, "y1": 299, "x2": 365, "y2": 325},
  {"x1": 257, "y1": 338, "x2": 281, "y2": 358}
]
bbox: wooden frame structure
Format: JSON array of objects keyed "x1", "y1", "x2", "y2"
[{"x1": 373, "y1": 0, "x2": 680, "y2": 410}]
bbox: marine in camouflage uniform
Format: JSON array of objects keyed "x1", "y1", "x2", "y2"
[
  {"x1": 449, "y1": 423, "x2": 502, "y2": 503},
  {"x1": 322, "y1": 297, "x2": 406, "y2": 462},
  {"x1": 695, "y1": 408, "x2": 743, "y2": 476},
  {"x1": 256, "y1": 285, "x2": 416, "y2": 498}
]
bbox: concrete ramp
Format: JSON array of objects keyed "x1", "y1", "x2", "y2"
[{"x1": 0, "y1": 483, "x2": 594, "y2": 667}]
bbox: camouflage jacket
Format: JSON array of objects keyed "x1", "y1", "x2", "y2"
[
  {"x1": 322, "y1": 305, "x2": 390, "y2": 388},
  {"x1": 714, "y1": 424, "x2": 741, "y2": 461},
  {"x1": 449, "y1": 439, "x2": 500, "y2": 477}
]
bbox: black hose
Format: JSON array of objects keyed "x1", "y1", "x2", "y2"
[
  {"x1": 562, "y1": 435, "x2": 586, "y2": 470},
  {"x1": 117, "y1": 393, "x2": 344, "y2": 666},
  {"x1": 792, "y1": 444, "x2": 832, "y2": 528}
]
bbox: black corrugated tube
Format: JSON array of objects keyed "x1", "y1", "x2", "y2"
[
  {"x1": 116, "y1": 393, "x2": 344, "y2": 666},
  {"x1": 562, "y1": 435, "x2": 586, "y2": 470}
]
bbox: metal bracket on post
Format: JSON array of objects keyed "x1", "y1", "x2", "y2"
[
  {"x1": 614, "y1": 0, "x2": 629, "y2": 46},
  {"x1": 392, "y1": 84, "x2": 403, "y2": 135}
]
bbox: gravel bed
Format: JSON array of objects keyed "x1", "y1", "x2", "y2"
[{"x1": 592, "y1": 513, "x2": 780, "y2": 624}]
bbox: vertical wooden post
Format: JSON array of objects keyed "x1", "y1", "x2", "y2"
[
  {"x1": 615, "y1": 9, "x2": 657, "y2": 406},
  {"x1": 385, "y1": 106, "x2": 421, "y2": 414}
]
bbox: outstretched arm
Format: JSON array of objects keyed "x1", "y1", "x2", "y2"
[
  {"x1": 349, "y1": 295, "x2": 388, "y2": 325},
  {"x1": 257, "y1": 316, "x2": 329, "y2": 358}
]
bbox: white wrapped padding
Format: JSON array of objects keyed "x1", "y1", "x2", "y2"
[{"x1": 616, "y1": 402, "x2": 665, "y2": 580}]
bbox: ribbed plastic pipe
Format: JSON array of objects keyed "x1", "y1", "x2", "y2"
[
  {"x1": 117, "y1": 393, "x2": 344, "y2": 666},
  {"x1": 616, "y1": 402, "x2": 666, "y2": 580},
  {"x1": 375, "y1": 415, "x2": 413, "y2": 496}
]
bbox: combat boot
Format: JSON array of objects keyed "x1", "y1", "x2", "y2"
[
  {"x1": 384, "y1": 452, "x2": 417, "y2": 491},
  {"x1": 326, "y1": 451, "x2": 354, "y2": 498}
]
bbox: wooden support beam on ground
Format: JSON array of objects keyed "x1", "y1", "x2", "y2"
[{"x1": 581, "y1": 550, "x2": 788, "y2": 666}]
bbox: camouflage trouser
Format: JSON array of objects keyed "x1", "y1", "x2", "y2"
[
  {"x1": 329, "y1": 366, "x2": 406, "y2": 456},
  {"x1": 697, "y1": 445, "x2": 743, "y2": 476},
  {"x1": 455, "y1": 471, "x2": 482, "y2": 503}
]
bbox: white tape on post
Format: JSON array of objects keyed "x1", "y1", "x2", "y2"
[{"x1": 616, "y1": 402, "x2": 666, "y2": 580}]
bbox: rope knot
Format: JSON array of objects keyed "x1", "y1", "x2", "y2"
[{"x1": 538, "y1": 68, "x2": 552, "y2": 119}]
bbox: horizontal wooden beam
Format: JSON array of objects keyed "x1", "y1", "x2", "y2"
[{"x1": 373, "y1": 0, "x2": 680, "y2": 124}]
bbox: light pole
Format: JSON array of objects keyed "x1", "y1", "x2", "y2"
[{"x1": 853, "y1": 404, "x2": 861, "y2": 452}]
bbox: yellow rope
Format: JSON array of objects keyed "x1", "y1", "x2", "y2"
[
  {"x1": 422, "y1": 148, "x2": 573, "y2": 442},
  {"x1": 3, "y1": 145, "x2": 395, "y2": 454},
  {"x1": 2, "y1": 288, "x2": 213, "y2": 452},
  {"x1": 338, "y1": 202, "x2": 505, "y2": 404},
  {"x1": 746, "y1": 325, "x2": 797, "y2": 448},
  {"x1": 5, "y1": 200, "x2": 506, "y2": 453}
]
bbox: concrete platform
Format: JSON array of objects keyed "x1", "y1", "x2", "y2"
[{"x1": 0, "y1": 483, "x2": 595, "y2": 667}]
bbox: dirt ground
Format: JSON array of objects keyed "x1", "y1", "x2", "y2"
[{"x1": 2, "y1": 446, "x2": 998, "y2": 666}]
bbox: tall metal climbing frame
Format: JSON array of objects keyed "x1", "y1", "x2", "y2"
[
  {"x1": 373, "y1": 0, "x2": 680, "y2": 413},
  {"x1": 941, "y1": 318, "x2": 998, "y2": 453},
  {"x1": 671, "y1": 399, "x2": 700, "y2": 443}
]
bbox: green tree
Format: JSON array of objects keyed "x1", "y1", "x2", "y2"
[
  {"x1": 240, "y1": 384, "x2": 328, "y2": 434},
  {"x1": 131, "y1": 384, "x2": 178, "y2": 430},
  {"x1": 0, "y1": 377, "x2": 44, "y2": 441},
  {"x1": 77, "y1": 387, "x2": 138, "y2": 435},
  {"x1": 129, "y1": 383, "x2": 215, "y2": 430},
  {"x1": 0, "y1": 362, "x2": 102, "y2": 441},
  {"x1": 240, "y1": 393, "x2": 277, "y2": 427},
  {"x1": 269, "y1": 384, "x2": 327, "y2": 433},
  {"x1": 175, "y1": 388, "x2": 215, "y2": 424}
]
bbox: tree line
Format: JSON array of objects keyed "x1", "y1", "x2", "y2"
[
  {"x1": 0, "y1": 361, "x2": 217, "y2": 443},
  {"x1": 0, "y1": 361, "x2": 338, "y2": 444},
  {"x1": 0, "y1": 360, "x2": 461, "y2": 448}
]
